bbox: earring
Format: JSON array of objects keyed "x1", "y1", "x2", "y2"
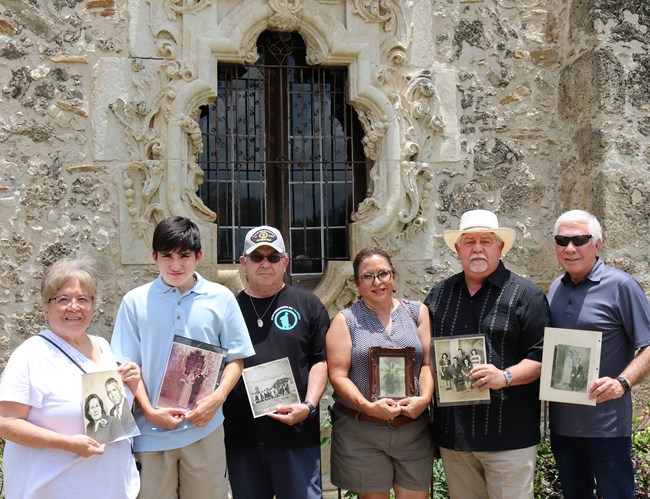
[{"x1": 393, "y1": 289, "x2": 397, "y2": 293}]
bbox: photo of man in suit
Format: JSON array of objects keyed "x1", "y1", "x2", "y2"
[{"x1": 105, "y1": 376, "x2": 140, "y2": 438}]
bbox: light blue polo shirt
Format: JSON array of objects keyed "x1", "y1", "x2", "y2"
[
  {"x1": 111, "y1": 273, "x2": 255, "y2": 452},
  {"x1": 547, "y1": 258, "x2": 650, "y2": 437}
]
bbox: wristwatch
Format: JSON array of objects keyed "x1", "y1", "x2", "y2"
[
  {"x1": 503, "y1": 369, "x2": 513, "y2": 387},
  {"x1": 616, "y1": 376, "x2": 631, "y2": 394},
  {"x1": 303, "y1": 401, "x2": 317, "y2": 418}
]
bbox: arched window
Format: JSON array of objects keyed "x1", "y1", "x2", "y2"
[{"x1": 198, "y1": 30, "x2": 367, "y2": 287}]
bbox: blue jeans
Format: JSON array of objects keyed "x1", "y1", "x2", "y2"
[{"x1": 550, "y1": 432, "x2": 634, "y2": 499}]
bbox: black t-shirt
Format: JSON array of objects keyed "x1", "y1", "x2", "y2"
[{"x1": 223, "y1": 285, "x2": 329, "y2": 448}]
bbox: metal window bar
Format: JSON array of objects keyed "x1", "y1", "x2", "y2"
[{"x1": 199, "y1": 32, "x2": 364, "y2": 274}]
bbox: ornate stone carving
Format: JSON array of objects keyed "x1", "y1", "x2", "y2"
[
  {"x1": 352, "y1": 0, "x2": 413, "y2": 65},
  {"x1": 109, "y1": 60, "x2": 168, "y2": 161},
  {"x1": 268, "y1": 0, "x2": 303, "y2": 32},
  {"x1": 147, "y1": 0, "x2": 212, "y2": 58},
  {"x1": 377, "y1": 67, "x2": 445, "y2": 161},
  {"x1": 372, "y1": 160, "x2": 432, "y2": 253}
]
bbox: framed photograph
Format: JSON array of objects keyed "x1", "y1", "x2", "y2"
[
  {"x1": 369, "y1": 346, "x2": 416, "y2": 401},
  {"x1": 242, "y1": 357, "x2": 300, "y2": 418},
  {"x1": 82, "y1": 369, "x2": 140, "y2": 445},
  {"x1": 155, "y1": 335, "x2": 228, "y2": 411},
  {"x1": 539, "y1": 327, "x2": 602, "y2": 406},
  {"x1": 431, "y1": 334, "x2": 491, "y2": 407}
]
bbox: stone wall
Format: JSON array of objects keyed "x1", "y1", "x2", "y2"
[{"x1": 0, "y1": 0, "x2": 649, "y2": 377}]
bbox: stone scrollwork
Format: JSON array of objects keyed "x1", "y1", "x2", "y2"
[
  {"x1": 122, "y1": 160, "x2": 166, "y2": 242},
  {"x1": 352, "y1": 0, "x2": 413, "y2": 65},
  {"x1": 268, "y1": 0, "x2": 303, "y2": 32},
  {"x1": 373, "y1": 160, "x2": 432, "y2": 254},
  {"x1": 109, "y1": 60, "x2": 170, "y2": 161},
  {"x1": 378, "y1": 67, "x2": 445, "y2": 162}
]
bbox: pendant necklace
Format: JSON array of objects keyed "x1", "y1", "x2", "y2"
[{"x1": 249, "y1": 289, "x2": 281, "y2": 328}]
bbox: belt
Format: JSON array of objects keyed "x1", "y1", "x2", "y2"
[{"x1": 335, "y1": 403, "x2": 416, "y2": 428}]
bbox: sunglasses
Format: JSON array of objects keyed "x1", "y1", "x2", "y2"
[
  {"x1": 554, "y1": 235, "x2": 592, "y2": 247},
  {"x1": 248, "y1": 253, "x2": 284, "y2": 263}
]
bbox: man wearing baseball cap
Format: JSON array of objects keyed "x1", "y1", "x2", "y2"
[
  {"x1": 223, "y1": 226, "x2": 330, "y2": 499},
  {"x1": 424, "y1": 210, "x2": 550, "y2": 499}
]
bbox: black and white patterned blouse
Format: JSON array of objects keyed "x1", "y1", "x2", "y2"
[{"x1": 333, "y1": 299, "x2": 424, "y2": 410}]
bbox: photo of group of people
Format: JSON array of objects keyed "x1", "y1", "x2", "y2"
[
  {"x1": 432, "y1": 335, "x2": 491, "y2": 406},
  {"x1": 242, "y1": 357, "x2": 300, "y2": 418},
  {"x1": 82, "y1": 370, "x2": 140, "y2": 445}
]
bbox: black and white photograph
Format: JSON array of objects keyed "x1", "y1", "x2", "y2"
[
  {"x1": 432, "y1": 334, "x2": 491, "y2": 406},
  {"x1": 540, "y1": 327, "x2": 602, "y2": 405},
  {"x1": 156, "y1": 335, "x2": 228, "y2": 411},
  {"x1": 539, "y1": 327, "x2": 602, "y2": 405},
  {"x1": 369, "y1": 346, "x2": 416, "y2": 401},
  {"x1": 81, "y1": 370, "x2": 140, "y2": 444},
  {"x1": 242, "y1": 357, "x2": 300, "y2": 418}
]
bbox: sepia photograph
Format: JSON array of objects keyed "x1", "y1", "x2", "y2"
[
  {"x1": 432, "y1": 334, "x2": 491, "y2": 407},
  {"x1": 368, "y1": 346, "x2": 416, "y2": 401},
  {"x1": 242, "y1": 357, "x2": 300, "y2": 418},
  {"x1": 81, "y1": 370, "x2": 140, "y2": 444},
  {"x1": 156, "y1": 336, "x2": 228, "y2": 411},
  {"x1": 540, "y1": 327, "x2": 602, "y2": 406}
]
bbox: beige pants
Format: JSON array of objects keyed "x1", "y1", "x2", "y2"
[
  {"x1": 440, "y1": 445, "x2": 537, "y2": 499},
  {"x1": 136, "y1": 425, "x2": 228, "y2": 499}
]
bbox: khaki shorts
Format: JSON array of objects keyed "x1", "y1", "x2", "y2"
[{"x1": 330, "y1": 405, "x2": 433, "y2": 493}]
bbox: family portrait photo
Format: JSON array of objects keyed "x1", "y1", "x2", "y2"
[
  {"x1": 81, "y1": 369, "x2": 140, "y2": 445},
  {"x1": 539, "y1": 327, "x2": 602, "y2": 406},
  {"x1": 432, "y1": 334, "x2": 491, "y2": 406},
  {"x1": 241, "y1": 357, "x2": 300, "y2": 418}
]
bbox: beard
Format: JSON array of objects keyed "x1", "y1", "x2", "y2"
[{"x1": 468, "y1": 254, "x2": 489, "y2": 273}]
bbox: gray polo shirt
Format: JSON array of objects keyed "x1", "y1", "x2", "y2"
[{"x1": 547, "y1": 258, "x2": 650, "y2": 437}]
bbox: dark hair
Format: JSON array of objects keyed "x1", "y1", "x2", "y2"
[
  {"x1": 105, "y1": 377, "x2": 119, "y2": 388},
  {"x1": 352, "y1": 247, "x2": 396, "y2": 279},
  {"x1": 84, "y1": 393, "x2": 106, "y2": 422},
  {"x1": 152, "y1": 216, "x2": 201, "y2": 255}
]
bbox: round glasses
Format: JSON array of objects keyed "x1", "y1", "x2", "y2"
[
  {"x1": 358, "y1": 269, "x2": 393, "y2": 286},
  {"x1": 554, "y1": 235, "x2": 592, "y2": 247}
]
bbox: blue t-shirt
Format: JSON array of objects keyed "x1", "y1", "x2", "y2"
[
  {"x1": 548, "y1": 258, "x2": 650, "y2": 437},
  {"x1": 111, "y1": 273, "x2": 255, "y2": 452}
]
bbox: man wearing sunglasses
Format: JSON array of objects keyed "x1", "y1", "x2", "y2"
[
  {"x1": 547, "y1": 209, "x2": 650, "y2": 499},
  {"x1": 223, "y1": 225, "x2": 330, "y2": 499}
]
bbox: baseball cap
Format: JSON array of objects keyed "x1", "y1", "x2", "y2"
[{"x1": 243, "y1": 226, "x2": 286, "y2": 255}]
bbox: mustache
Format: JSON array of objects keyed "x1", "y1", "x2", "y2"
[{"x1": 469, "y1": 254, "x2": 488, "y2": 262}]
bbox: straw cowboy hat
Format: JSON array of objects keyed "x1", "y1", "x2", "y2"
[{"x1": 443, "y1": 209, "x2": 516, "y2": 255}]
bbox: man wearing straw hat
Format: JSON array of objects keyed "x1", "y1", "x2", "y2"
[{"x1": 424, "y1": 209, "x2": 550, "y2": 499}]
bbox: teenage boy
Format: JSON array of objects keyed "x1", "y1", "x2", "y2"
[{"x1": 111, "y1": 216, "x2": 255, "y2": 499}]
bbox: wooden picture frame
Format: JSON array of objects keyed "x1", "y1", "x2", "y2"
[
  {"x1": 539, "y1": 327, "x2": 602, "y2": 406},
  {"x1": 369, "y1": 346, "x2": 416, "y2": 401},
  {"x1": 431, "y1": 334, "x2": 491, "y2": 407}
]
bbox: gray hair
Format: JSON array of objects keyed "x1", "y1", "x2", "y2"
[
  {"x1": 41, "y1": 258, "x2": 99, "y2": 310},
  {"x1": 553, "y1": 210, "x2": 602, "y2": 245}
]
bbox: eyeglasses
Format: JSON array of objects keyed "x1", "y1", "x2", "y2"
[
  {"x1": 358, "y1": 269, "x2": 393, "y2": 286},
  {"x1": 554, "y1": 235, "x2": 592, "y2": 247},
  {"x1": 248, "y1": 253, "x2": 284, "y2": 264},
  {"x1": 49, "y1": 295, "x2": 94, "y2": 309}
]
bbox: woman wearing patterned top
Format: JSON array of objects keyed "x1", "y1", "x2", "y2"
[{"x1": 327, "y1": 247, "x2": 434, "y2": 499}]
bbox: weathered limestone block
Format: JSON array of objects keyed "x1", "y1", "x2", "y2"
[{"x1": 558, "y1": 49, "x2": 625, "y2": 123}]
